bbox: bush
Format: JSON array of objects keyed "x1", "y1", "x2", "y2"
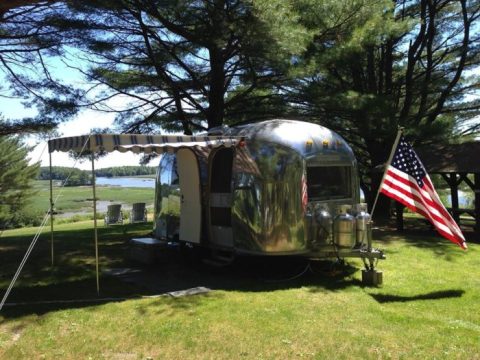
[{"x1": 3, "y1": 209, "x2": 45, "y2": 229}]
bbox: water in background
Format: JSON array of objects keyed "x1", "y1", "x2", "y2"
[
  {"x1": 96, "y1": 177, "x2": 155, "y2": 188},
  {"x1": 99, "y1": 179, "x2": 473, "y2": 207}
]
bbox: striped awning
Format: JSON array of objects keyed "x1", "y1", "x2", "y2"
[{"x1": 48, "y1": 134, "x2": 242, "y2": 154}]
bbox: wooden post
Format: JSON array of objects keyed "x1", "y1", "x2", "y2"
[
  {"x1": 49, "y1": 152, "x2": 54, "y2": 267},
  {"x1": 395, "y1": 202, "x2": 404, "y2": 232},
  {"x1": 449, "y1": 174, "x2": 460, "y2": 224},
  {"x1": 91, "y1": 152, "x2": 100, "y2": 295}
]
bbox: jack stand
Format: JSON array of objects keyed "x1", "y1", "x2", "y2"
[
  {"x1": 362, "y1": 255, "x2": 383, "y2": 286},
  {"x1": 362, "y1": 269, "x2": 383, "y2": 286}
]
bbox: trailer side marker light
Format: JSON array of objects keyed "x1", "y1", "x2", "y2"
[
  {"x1": 322, "y1": 140, "x2": 329, "y2": 149},
  {"x1": 305, "y1": 139, "x2": 313, "y2": 151}
]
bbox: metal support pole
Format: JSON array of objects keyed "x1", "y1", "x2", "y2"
[
  {"x1": 49, "y1": 152, "x2": 54, "y2": 267},
  {"x1": 91, "y1": 152, "x2": 100, "y2": 295},
  {"x1": 370, "y1": 128, "x2": 404, "y2": 220}
]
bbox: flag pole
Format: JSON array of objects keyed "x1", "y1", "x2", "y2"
[
  {"x1": 370, "y1": 127, "x2": 404, "y2": 220},
  {"x1": 91, "y1": 140, "x2": 100, "y2": 295}
]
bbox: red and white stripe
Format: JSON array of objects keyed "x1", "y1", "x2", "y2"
[
  {"x1": 381, "y1": 166, "x2": 467, "y2": 249},
  {"x1": 301, "y1": 173, "x2": 308, "y2": 213}
]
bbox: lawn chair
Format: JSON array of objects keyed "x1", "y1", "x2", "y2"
[
  {"x1": 130, "y1": 202, "x2": 147, "y2": 223},
  {"x1": 104, "y1": 204, "x2": 123, "y2": 226}
]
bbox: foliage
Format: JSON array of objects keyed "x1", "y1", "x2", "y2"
[
  {"x1": 38, "y1": 165, "x2": 156, "y2": 184},
  {"x1": 0, "y1": 2, "x2": 80, "y2": 136},
  {"x1": 284, "y1": 0, "x2": 480, "y2": 207},
  {"x1": 44, "y1": 0, "x2": 312, "y2": 132},
  {"x1": 0, "y1": 136, "x2": 39, "y2": 229},
  {"x1": 5, "y1": 207, "x2": 44, "y2": 229},
  {"x1": 94, "y1": 166, "x2": 156, "y2": 178},
  {"x1": 38, "y1": 166, "x2": 91, "y2": 186}
]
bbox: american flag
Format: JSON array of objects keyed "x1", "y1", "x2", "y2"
[{"x1": 380, "y1": 136, "x2": 467, "y2": 249}]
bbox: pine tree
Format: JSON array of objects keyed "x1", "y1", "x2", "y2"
[
  {"x1": 287, "y1": 0, "x2": 480, "y2": 210},
  {"x1": 0, "y1": 136, "x2": 39, "y2": 228},
  {"x1": 45, "y1": 0, "x2": 312, "y2": 133},
  {"x1": 0, "y1": 1, "x2": 80, "y2": 136}
]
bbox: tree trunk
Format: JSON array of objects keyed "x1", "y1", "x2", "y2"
[
  {"x1": 207, "y1": 47, "x2": 225, "y2": 129},
  {"x1": 369, "y1": 172, "x2": 392, "y2": 222},
  {"x1": 365, "y1": 139, "x2": 393, "y2": 221}
]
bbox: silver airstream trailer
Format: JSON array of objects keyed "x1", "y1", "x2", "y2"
[{"x1": 152, "y1": 119, "x2": 384, "y2": 264}]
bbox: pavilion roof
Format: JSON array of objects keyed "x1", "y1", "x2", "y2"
[{"x1": 416, "y1": 141, "x2": 480, "y2": 174}]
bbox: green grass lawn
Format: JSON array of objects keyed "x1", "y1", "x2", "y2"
[
  {"x1": 0, "y1": 221, "x2": 479, "y2": 359},
  {"x1": 31, "y1": 180, "x2": 154, "y2": 214}
]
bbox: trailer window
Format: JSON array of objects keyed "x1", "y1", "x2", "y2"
[
  {"x1": 306, "y1": 166, "x2": 351, "y2": 200},
  {"x1": 159, "y1": 153, "x2": 178, "y2": 185}
]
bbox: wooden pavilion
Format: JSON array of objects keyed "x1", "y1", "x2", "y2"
[{"x1": 398, "y1": 141, "x2": 480, "y2": 234}]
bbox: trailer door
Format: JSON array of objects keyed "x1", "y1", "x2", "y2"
[{"x1": 177, "y1": 148, "x2": 201, "y2": 244}]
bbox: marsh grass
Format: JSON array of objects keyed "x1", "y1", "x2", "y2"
[
  {"x1": 0, "y1": 220, "x2": 479, "y2": 359},
  {"x1": 30, "y1": 181, "x2": 154, "y2": 214}
]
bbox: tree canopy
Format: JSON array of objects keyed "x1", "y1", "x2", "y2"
[
  {"x1": 0, "y1": 1, "x2": 80, "y2": 136},
  {"x1": 285, "y1": 0, "x2": 480, "y2": 203},
  {"x1": 1, "y1": 0, "x2": 479, "y2": 209},
  {"x1": 45, "y1": 0, "x2": 312, "y2": 133}
]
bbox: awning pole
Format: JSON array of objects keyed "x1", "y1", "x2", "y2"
[
  {"x1": 91, "y1": 152, "x2": 100, "y2": 295},
  {"x1": 49, "y1": 151, "x2": 54, "y2": 267}
]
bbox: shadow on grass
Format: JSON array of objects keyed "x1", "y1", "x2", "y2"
[
  {"x1": 370, "y1": 289, "x2": 465, "y2": 303},
  {"x1": 373, "y1": 217, "x2": 479, "y2": 249},
  {"x1": 0, "y1": 276, "x2": 148, "y2": 318},
  {"x1": 0, "y1": 222, "x2": 153, "y2": 317},
  {"x1": 0, "y1": 243, "x2": 362, "y2": 319},
  {"x1": 5, "y1": 220, "x2": 434, "y2": 319},
  {"x1": 372, "y1": 222, "x2": 478, "y2": 257}
]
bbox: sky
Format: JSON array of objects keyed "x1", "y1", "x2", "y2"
[
  {"x1": 0, "y1": 50, "x2": 157, "y2": 170},
  {"x1": 1, "y1": 98, "x2": 149, "y2": 170}
]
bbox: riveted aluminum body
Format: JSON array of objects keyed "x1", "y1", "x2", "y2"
[
  {"x1": 334, "y1": 204, "x2": 356, "y2": 248},
  {"x1": 305, "y1": 208, "x2": 316, "y2": 246},
  {"x1": 154, "y1": 119, "x2": 361, "y2": 256}
]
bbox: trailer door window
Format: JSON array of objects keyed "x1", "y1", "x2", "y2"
[{"x1": 306, "y1": 166, "x2": 351, "y2": 200}]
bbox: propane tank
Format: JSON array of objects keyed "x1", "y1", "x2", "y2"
[
  {"x1": 334, "y1": 204, "x2": 356, "y2": 248},
  {"x1": 354, "y1": 203, "x2": 371, "y2": 247},
  {"x1": 315, "y1": 205, "x2": 333, "y2": 245}
]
